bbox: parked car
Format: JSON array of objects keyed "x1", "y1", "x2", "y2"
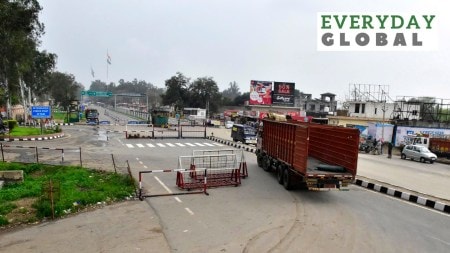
[
  {"x1": 225, "y1": 121, "x2": 234, "y2": 129},
  {"x1": 401, "y1": 144, "x2": 437, "y2": 164}
]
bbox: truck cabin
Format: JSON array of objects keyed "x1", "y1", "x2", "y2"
[
  {"x1": 404, "y1": 135, "x2": 429, "y2": 148},
  {"x1": 85, "y1": 109, "x2": 99, "y2": 125}
]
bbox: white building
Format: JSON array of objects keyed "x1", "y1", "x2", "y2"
[{"x1": 347, "y1": 101, "x2": 396, "y2": 120}]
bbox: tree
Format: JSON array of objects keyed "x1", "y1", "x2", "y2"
[
  {"x1": 189, "y1": 76, "x2": 221, "y2": 115},
  {"x1": 222, "y1": 81, "x2": 241, "y2": 100},
  {"x1": 234, "y1": 92, "x2": 250, "y2": 106},
  {"x1": 0, "y1": 0, "x2": 55, "y2": 118},
  {"x1": 46, "y1": 72, "x2": 82, "y2": 110},
  {"x1": 161, "y1": 72, "x2": 190, "y2": 111}
]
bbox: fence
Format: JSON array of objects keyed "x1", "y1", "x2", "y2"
[{"x1": 0, "y1": 143, "x2": 126, "y2": 173}]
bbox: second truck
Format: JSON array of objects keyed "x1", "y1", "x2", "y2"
[{"x1": 256, "y1": 118, "x2": 359, "y2": 190}]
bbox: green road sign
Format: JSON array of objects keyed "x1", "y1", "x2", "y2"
[{"x1": 81, "y1": 90, "x2": 113, "y2": 97}]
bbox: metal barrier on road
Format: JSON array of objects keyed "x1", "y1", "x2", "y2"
[
  {"x1": 138, "y1": 169, "x2": 208, "y2": 200},
  {"x1": 192, "y1": 149, "x2": 248, "y2": 178},
  {"x1": 138, "y1": 154, "x2": 242, "y2": 199},
  {"x1": 177, "y1": 154, "x2": 241, "y2": 189}
]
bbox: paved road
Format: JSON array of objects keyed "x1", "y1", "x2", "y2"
[{"x1": 2, "y1": 113, "x2": 450, "y2": 252}]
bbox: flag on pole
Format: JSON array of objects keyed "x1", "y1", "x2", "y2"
[
  {"x1": 107, "y1": 52, "x2": 111, "y2": 65},
  {"x1": 91, "y1": 67, "x2": 95, "y2": 78}
]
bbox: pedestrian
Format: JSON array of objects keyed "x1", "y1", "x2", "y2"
[
  {"x1": 376, "y1": 141, "x2": 382, "y2": 155},
  {"x1": 387, "y1": 142, "x2": 393, "y2": 158}
]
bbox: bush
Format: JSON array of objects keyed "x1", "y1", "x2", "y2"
[
  {"x1": 7, "y1": 120, "x2": 18, "y2": 131},
  {"x1": 0, "y1": 215, "x2": 9, "y2": 226}
]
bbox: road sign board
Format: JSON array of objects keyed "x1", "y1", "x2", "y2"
[
  {"x1": 81, "y1": 90, "x2": 113, "y2": 97},
  {"x1": 31, "y1": 106, "x2": 51, "y2": 119}
]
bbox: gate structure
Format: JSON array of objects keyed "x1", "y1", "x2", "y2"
[
  {"x1": 125, "y1": 124, "x2": 206, "y2": 139},
  {"x1": 176, "y1": 154, "x2": 241, "y2": 190},
  {"x1": 192, "y1": 149, "x2": 248, "y2": 178},
  {"x1": 125, "y1": 123, "x2": 154, "y2": 138}
]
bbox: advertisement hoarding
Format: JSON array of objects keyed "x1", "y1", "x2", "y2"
[
  {"x1": 272, "y1": 82, "x2": 295, "y2": 106},
  {"x1": 249, "y1": 80, "x2": 272, "y2": 105}
]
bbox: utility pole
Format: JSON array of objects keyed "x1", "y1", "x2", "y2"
[{"x1": 381, "y1": 91, "x2": 387, "y2": 142}]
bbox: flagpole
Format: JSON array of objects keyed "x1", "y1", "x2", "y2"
[{"x1": 106, "y1": 49, "x2": 109, "y2": 82}]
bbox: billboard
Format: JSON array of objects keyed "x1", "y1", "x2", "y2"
[
  {"x1": 249, "y1": 80, "x2": 272, "y2": 105},
  {"x1": 272, "y1": 82, "x2": 295, "y2": 106}
]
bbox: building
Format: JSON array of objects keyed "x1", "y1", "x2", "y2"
[{"x1": 296, "y1": 92, "x2": 337, "y2": 117}]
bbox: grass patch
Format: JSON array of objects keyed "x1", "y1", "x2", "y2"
[
  {"x1": 2, "y1": 126, "x2": 61, "y2": 137},
  {"x1": 53, "y1": 111, "x2": 82, "y2": 123},
  {"x1": 0, "y1": 163, "x2": 135, "y2": 228}
]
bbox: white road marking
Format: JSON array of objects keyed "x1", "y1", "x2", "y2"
[
  {"x1": 157, "y1": 143, "x2": 166, "y2": 147},
  {"x1": 213, "y1": 143, "x2": 224, "y2": 146},
  {"x1": 154, "y1": 176, "x2": 172, "y2": 193},
  {"x1": 126, "y1": 144, "x2": 134, "y2": 148},
  {"x1": 139, "y1": 161, "x2": 143, "y2": 165},
  {"x1": 194, "y1": 143, "x2": 205, "y2": 146},
  {"x1": 185, "y1": 143, "x2": 196, "y2": 147},
  {"x1": 175, "y1": 143, "x2": 185, "y2": 147},
  {"x1": 185, "y1": 207, "x2": 194, "y2": 215},
  {"x1": 166, "y1": 143, "x2": 176, "y2": 147},
  {"x1": 136, "y1": 144, "x2": 145, "y2": 148},
  {"x1": 146, "y1": 143, "x2": 155, "y2": 148},
  {"x1": 203, "y1": 143, "x2": 214, "y2": 146},
  {"x1": 174, "y1": 197, "x2": 182, "y2": 203},
  {"x1": 136, "y1": 158, "x2": 139, "y2": 161},
  {"x1": 143, "y1": 165, "x2": 148, "y2": 169},
  {"x1": 424, "y1": 234, "x2": 450, "y2": 246}
]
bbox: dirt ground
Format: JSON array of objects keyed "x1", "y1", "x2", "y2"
[{"x1": 0, "y1": 200, "x2": 170, "y2": 253}]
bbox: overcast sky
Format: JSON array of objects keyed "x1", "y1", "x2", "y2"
[{"x1": 38, "y1": 0, "x2": 450, "y2": 103}]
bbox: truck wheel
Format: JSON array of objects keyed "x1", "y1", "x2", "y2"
[
  {"x1": 283, "y1": 168, "x2": 292, "y2": 190},
  {"x1": 256, "y1": 151, "x2": 263, "y2": 168},
  {"x1": 277, "y1": 165, "x2": 284, "y2": 184},
  {"x1": 262, "y1": 157, "x2": 271, "y2": 172}
]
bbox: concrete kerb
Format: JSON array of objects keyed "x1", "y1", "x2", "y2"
[
  {"x1": 355, "y1": 178, "x2": 450, "y2": 214},
  {"x1": 0, "y1": 133, "x2": 65, "y2": 142},
  {"x1": 207, "y1": 136, "x2": 256, "y2": 153},
  {"x1": 207, "y1": 135, "x2": 450, "y2": 214}
]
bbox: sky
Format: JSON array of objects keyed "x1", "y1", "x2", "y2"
[{"x1": 38, "y1": 0, "x2": 450, "y2": 104}]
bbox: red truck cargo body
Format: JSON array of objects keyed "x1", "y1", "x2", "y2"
[
  {"x1": 261, "y1": 119, "x2": 358, "y2": 178},
  {"x1": 429, "y1": 138, "x2": 450, "y2": 157}
]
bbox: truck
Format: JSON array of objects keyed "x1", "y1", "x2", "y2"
[
  {"x1": 255, "y1": 119, "x2": 359, "y2": 190},
  {"x1": 85, "y1": 108, "x2": 99, "y2": 125},
  {"x1": 429, "y1": 138, "x2": 450, "y2": 158}
]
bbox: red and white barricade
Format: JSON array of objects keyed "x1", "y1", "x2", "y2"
[{"x1": 192, "y1": 149, "x2": 248, "y2": 178}]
